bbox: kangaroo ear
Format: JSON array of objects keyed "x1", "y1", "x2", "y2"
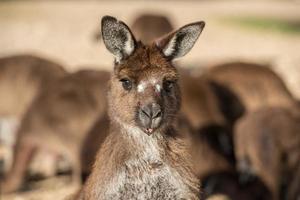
[
  {"x1": 101, "y1": 16, "x2": 137, "y2": 63},
  {"x1": 155, "y1": 21, "x2": 205, "y2": 60}
]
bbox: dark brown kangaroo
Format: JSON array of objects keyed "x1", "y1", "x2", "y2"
[
  {"x1": 77, "y1": 15, "x2": 205, "y2": 199},
  {"x1": 0, "y1": 69, "x2": 110, "y2": 193},
  {"x1": 235, "y1": 106, "x2": 300, "y2": 200}
]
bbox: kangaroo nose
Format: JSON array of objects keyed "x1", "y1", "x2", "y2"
[{"x1": 139, "y1": 103, "x2": 162, "y2": 134}]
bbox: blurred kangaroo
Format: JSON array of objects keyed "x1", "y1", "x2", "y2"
[
  {"x1": 77, "y1": 16, "x2": 205, "y2": 199},
  {"x1": 235, "y1": 106, "x2": 300, "y2": 200},
  {"x1": 131, "y1": 13, "x2": 174, "y2": 44},
  {"x1": 205, "y1": 62, "x2": 297, "y2": 125},
  {"x1": 180, "y1": 69, "x2": 235, "y2": 164},
  {"x1": 0, "y1": 54, "x2": 66, "y2": 172},
  {"x1": 94, "y1": 13, "x2": 174, "y2": 45},
  {"x1": 0, "y1": 69, "x2": 110, "y2": 193},
  {"x1": 0, "y1": 54, "x2": 66, "y2": 119}
]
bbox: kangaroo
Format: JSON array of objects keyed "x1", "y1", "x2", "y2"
[
  {"x1": 81, "y1": 75, "x2": 233, "y2": 182},
  {"x1": 97, "y1": 13, "x2": 232, "y2": 164},
  {"x1": 234, "y1": 106, "x2": 300, "y2": 200},
  {"x1": 205, "y1": 62, "x2": 297, "y2": 124},
  {"x1": 0, "y1": 69, "x2": 110, "y2": 193},
  {"x1": 94, "y1": 13, "x2": 174, "y2": 45},
  {"x1": 129, "y1": 14, "x2": 230, "y2": 152},
  {"x1": 77, "y1": 15, "x2": 205, "y2": 199},
  {"x1": 0, "y1": 54, "x2": 66, "y2": 173},
  {"x1": 84, "y1": 84, "x2": 232, "y2": 183}
]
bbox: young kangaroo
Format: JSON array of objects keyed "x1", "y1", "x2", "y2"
[
  {"x1": 0, "y1": 54, "x2": 66, "y2": 173},
  {"x1": 0, "y1": 69, "x2": 110, "y2": 193},
  {"x1": 77, "y1": 16, "x2": 205, "y2": 199},
  {"x1": 235, "y1": 106, "x2": 300, "y2": 200}
]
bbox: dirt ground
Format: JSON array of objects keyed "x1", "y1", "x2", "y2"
[{"x1": 0, "y1": 1, "x2": 300, "y2": 199}]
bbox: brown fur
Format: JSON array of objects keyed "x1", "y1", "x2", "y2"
[
  {"x1": 80, "y1": 112, "x2": 110, "y2": 181},
  {"x1": 0, "y1": 69, "x2": 110, "y2": 193},
  {"x1": 80, "y1": 43, "x2": 199, "y2": 200},
  {"x1": 77, "y1": 69, "x2": 232, "y2": 183},
  {"x1": 80, "y1": 65, "x2": 235, "y2": 183},
  {"x1": 78, "y1": 68, "x2": 233, "y2": 184},
  {"x1": 235, "y1": 106, "x2": 300, "y2": 200},
  {"x1": 78, "y1": 16, "x2": 204, "y2": 199},
  {"x1": 78, "y1": 69, "x2": 233, "y2": 184}
]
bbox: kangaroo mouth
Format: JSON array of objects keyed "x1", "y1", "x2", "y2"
[{"x1": 144, "y1": 128, "x2": 154, "y2": 136}]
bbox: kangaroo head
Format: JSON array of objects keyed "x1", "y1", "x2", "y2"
[{"x1": 101, "y1": 15, "x2": 205, "y2": 136}]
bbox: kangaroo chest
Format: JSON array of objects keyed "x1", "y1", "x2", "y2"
[
  {"x1": 104, "y1": 157, "x2": 189, "y2": 200},
  {"x1": 102, "y1": 131, "x2": 191, "y2": 200}
]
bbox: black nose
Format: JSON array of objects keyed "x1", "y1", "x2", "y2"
[{"x1": 138, "y1": 103, "x2": 162, "y2": 134}]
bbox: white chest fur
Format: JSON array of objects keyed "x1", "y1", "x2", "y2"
[{"x1": 102, "y1": 125, "x2": 190, "y2": 200}]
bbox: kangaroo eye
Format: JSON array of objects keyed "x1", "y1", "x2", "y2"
[
  {"x1": 164, "y1": 80, "x2": 175, "y2": 93},
  {"x1": 120, "y1": 78, "x2": 132, "y2": 91}
]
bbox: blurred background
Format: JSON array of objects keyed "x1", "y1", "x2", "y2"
[
  {"x1": 0, "y1": 0, "x2": 299, "y2": 199},
  {"x1": 1, "y1": 0, "x2": 299, "y2": 97}
]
